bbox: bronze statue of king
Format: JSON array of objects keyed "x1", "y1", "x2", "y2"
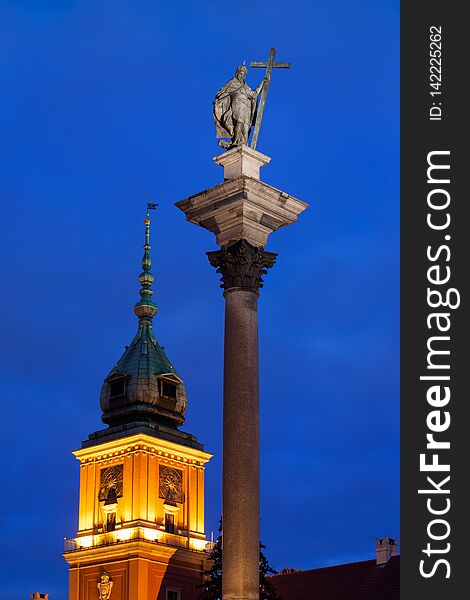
[{"x1": 213, "y1": 64, "x2": 265, "y2": 148}]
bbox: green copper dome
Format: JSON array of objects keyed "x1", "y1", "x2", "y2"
[{"x1": 100, "y1": 212, "x2": 187, "y2": 428}]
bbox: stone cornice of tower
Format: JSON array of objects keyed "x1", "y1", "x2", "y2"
[
  {"x1": 74, "y1": 433, "x2": 212, "y2": 466},
  {"x1": 63, "y1": 537, "x2": 210, "y2": 565}
]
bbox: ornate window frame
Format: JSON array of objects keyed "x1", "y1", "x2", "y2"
[{"x1": 106, "y1": 372, "x2": 130, "y2": 399}]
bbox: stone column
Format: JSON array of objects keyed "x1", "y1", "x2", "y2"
[
  {"x1": 208, "y1": 240, "x2": 276, "y2": 600},
  {"x1": 175, "y1": 145, "x2": 308, "y2": 600}
]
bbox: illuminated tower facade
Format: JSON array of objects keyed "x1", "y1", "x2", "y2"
[{"x1": 63, "y1": 211, "x2": 212, "y2": 600}]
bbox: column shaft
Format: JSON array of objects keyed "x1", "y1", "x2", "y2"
[
  {"x1": 207, "y1": 239, "x2": 276, "y2": 600},
  {"x1": 222, "y1": 289, "x2": 260, "y2": 600}
]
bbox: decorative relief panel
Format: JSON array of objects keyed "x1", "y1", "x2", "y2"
[
  {"x1": 159, "y1": 466, "x2": 184, "y2": 503},
  {"x1": 97, "y1": 572, "x2": 113, "y2": 600},
  {"x1": 99, "y1": 464, "x2": 123, "y2": 501}
]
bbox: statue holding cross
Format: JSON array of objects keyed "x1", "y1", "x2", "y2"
[{"x1": 213, "y1": 48, "x2": 290, "y2": 150}]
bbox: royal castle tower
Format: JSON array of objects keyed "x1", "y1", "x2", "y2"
[{"x1": 63, "y1": 210, "x2": 212, "y2": 600}]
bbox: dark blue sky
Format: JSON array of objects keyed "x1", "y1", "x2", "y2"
[{"x1": 0, "y1": 1, "x2": 399, "y2": 597}]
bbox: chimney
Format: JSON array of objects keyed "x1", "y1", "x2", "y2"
[
  {"x1": 376, "y1": 537, "x2": 398, "y2": 565},
  {"x1": 279, "y1": 568, "x2": 301, "y2": 575},
  {"x1": 30, "y1": 594, "x2": 49, "y2": 600}
]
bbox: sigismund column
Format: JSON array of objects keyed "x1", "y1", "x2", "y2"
[{"x1": 176, "y1": 144, "x2": 308, "y2": 599}]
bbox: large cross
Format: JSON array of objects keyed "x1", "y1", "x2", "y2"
[{"x1": 250, "y1": 48, "x2": 290, "y2": 151}]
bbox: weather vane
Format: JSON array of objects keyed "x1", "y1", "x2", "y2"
[
  {"x1": 145, "y1": 192, "x2": 158, "y2": 218},
  {"x1": 213, "y1": 47, "x2": 290, "y2": 150}
]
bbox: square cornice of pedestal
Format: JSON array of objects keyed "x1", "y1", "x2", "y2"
[{"x1": 175, "y1": 175, "x2": 308, "y2": 247}]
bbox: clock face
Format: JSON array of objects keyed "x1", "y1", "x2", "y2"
[
  {"x1": 159, "y1": 466, "x2": 184, "y2": 503},
  {"x1": 99, "y1": 465, "x2": 124, "y2": 501}
]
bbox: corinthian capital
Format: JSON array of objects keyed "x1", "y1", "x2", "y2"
[{"x1": 207, "y1": 239, "x2": 277, "y2": 293}]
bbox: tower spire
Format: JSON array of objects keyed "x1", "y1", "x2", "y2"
[
  {"x1": 133, "y1": 199, "x2": 159, "y2": 322},
  {"x1": 100, "y1": 197, "x2": 189, "y2": 428}
]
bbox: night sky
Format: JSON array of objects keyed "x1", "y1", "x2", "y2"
[{"x1": 0, "y1": 1, "x2": 399, "y2": 598}]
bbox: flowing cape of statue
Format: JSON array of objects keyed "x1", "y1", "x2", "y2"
[{"x1": 213, "y1": 77, "x2": 257, "y2": 139}]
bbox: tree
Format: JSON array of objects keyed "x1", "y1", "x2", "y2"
[
  {"x1": 259, "y1": 542, "x2": 281, "y2": 599},
  {"x1": 200, "y1": 520, "x2": 282, "y2": 600},
  {"x1": 200, "y1": 520, "x2": 223, "y2": 600}
]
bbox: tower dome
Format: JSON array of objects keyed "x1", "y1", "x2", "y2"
[{"x1": 99, "y1": 208, "x2": 187, "y2": 428}]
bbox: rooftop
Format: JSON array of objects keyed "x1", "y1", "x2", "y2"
[{"x1": 270, "y1": 555, "x2": 400, "y2": 600}]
